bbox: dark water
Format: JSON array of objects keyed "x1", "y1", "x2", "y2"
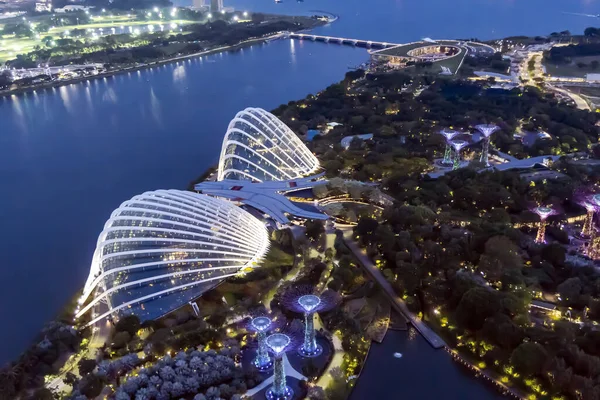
[
  {"x1": 0, "y1": 0, "x2": 594, "y2": 367},
  {"x1": 350, "y1": 328, "x2": 505, "y2": 400}
]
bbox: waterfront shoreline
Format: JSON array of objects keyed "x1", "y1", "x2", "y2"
[{"x1": 0, "y1": 33, "x2": 291, "y2": 99}]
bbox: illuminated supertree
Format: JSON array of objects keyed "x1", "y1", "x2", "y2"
[
  {"x1": 474, "y1": 124, "x2": 499, "y2": 167},
  {"x1": 265, "y1": 333, "x2": 296, "y2": 400},
  {"x1": 580, "y1": 194, "x2": 600, "y2": 237},
  {"x1": 533, "y1": 206, "x2": 556, "y2": 244},
  {"x1": 248, "y1": 316, "x2": 275, "y2": 370},
  {"x1": 438, "y1": 128, "x2": 461, "y2": 166},
  {"x1": 281, "y1": 287, "x2": 340, "y2": 357},
  {"x1": 450, "y1": 140, "x2": 469, "y2": 171}
]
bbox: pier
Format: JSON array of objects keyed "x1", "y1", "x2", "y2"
[{"x1": 288, "y1": 33, "x2": 399, "y2": 49}]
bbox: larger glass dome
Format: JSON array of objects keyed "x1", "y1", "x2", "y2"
[
  {"x1": 217, "y1": 107, "x2": 320, "y2": 182},
  {"x1": 77, "y1": 190, "x2": 269, "y2": 325}
]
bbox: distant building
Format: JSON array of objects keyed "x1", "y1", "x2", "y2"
[
  {"x1": 211, "y1": 0, "x2": 223, "y2": 12},
  {"x1": 35, "y1": 0, "x2": 52, "y2": 12},
  {"x1": 192, "y1": 0, "x2": 207, "y2": 10},
  {"x1": 54, "y1": 5, "x2": 94, "y2": 13}
]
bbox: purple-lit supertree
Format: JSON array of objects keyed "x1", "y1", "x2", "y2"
[
  {"x1": 265, "y1": 333, "x2": 298, "y2": 400},
  {"x1": 474, "y1": 124, "x2": 499, "y2": 167},
  {"x1": 281, "y1": 287, "x2": 340, "y2": 357},
  {"x1": 450, "y1": 140, "x2": 469, "y2": 170},
  {"x1": 580, "y1": 194, "x2": 600, "y2": 237},
  {"x1": 533, "y1": 206, "x2": 557, "y2": 244},
  {"x1": 588, "y1": 227, "x2": 600, "y2": 259},
  {"x1": 248, "y1": 316, "x2": 275, "y2": 370},
  {"x1": 438, "y1": 128, "x2": 461, "y2": 166}
]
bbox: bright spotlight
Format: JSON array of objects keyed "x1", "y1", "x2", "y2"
[
  {"x1": 243, "y1": 11, "x2": 248, "y2": 17},
  {"x1": 207, "y1": 13, "x2": 212, "y2": 18},
  {"x1": 233, "y1": 15, "x2": 239, "y2": 21},
  {"x1": 153, "y1": 7, "x2": 159, "y2": 12}
]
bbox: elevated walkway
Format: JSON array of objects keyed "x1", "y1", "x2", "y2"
[{"x1": 340, "y1": 229, "x2": 446, "y2": 349}]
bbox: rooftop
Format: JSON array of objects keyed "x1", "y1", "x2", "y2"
[{"x1": 195, "y1": 174, "x2": 328, "y2": 225}]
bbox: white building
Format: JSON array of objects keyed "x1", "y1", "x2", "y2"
[
  {"x1": 35, "y1": 0, "x2": 52, "y2": 12},
  {"x1": 54, "y1": 5, "x2": 95, "y2": 13},
  {"x1": 217, "y1": 107, "x2": 320, "y2": 182},
  {"x1": 76, "y1": 189, "x2": 270, "y2": 326},
  {"x1": 191, "y1": 0, "x2": 207, "y2": 10}
]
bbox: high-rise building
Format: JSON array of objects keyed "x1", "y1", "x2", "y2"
[
  {"x1": 211, "y1": 0, "x2": 223, "y2": 13},
  {"x1": 192, "y1": 0, "x2": 206, "y2": 10}
]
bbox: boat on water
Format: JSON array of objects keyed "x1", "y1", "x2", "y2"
[{"x1": 275, "y1": 0, "x2": 283, "y2": 3}]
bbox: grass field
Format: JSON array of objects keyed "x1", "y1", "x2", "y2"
[
  {"x1": 0, "y1": 17, "x2": 197, "y2": 63},
  {"x1": 544, "y1": 55, "x2": 600, "y2": 78}
]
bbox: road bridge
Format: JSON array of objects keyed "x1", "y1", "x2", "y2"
[{"x1": 288, "y1": 33, "x2": 398, "y2": 49}]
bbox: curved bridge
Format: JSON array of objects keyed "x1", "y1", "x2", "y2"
[{"x1": 288, "y1": 33, "x2": 399, "y2": 49}]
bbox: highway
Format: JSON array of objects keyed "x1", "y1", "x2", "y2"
[{"x1": 548, "y1": 84, "x2": 591, "y2": 110}]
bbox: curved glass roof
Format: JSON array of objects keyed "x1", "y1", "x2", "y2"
[
  {"x1": 77, "y1": 190, "x2": 269, "y2": 325},
  {"x1": 217, "y1": 107, "x2": 320, "y2": 182}
]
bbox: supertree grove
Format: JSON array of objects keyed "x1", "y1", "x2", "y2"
[
  {"x1": 474, "y1": 124, "x2": 499, "y2": 167},
  {"x1": 265, "y1": 333, "x2": 296, "y2": 400},
  {"x1": 280, "y1": 286, "x2": 340, "y2": 357},
  {"x1": 450, "y1": 140, "x2": 469, "y2": 171},
  {"x1": 438, "y1": 128, "x2": 461, "y2": 166},
  {"x1": 533, "y1": 206, "x2": 556, "y2": 244}
]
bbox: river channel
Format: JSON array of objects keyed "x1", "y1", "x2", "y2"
[{"x1": 0, "y1": 0, "x2": 595, "y2": 384}]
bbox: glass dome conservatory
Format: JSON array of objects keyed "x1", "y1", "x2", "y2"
[
  {"x1": 217, "y1": 107, "x2": 320, "y2": 182},
  {"x1": 76, "y1": 189, "x2": 269, "y2": 325}
]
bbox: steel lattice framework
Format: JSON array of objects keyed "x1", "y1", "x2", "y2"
[
  {"x1": 217, "y1": 108, "x2": 320, "y2": 182},
  {"x1": 77, "y1": 190, "x2": 270, "y2": 325}
]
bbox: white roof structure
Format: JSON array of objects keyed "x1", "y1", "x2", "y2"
[
  {"x1": 217, "y1": 108, "x2": 320, "y2": 182},
  {"x1": 77, "y1": 190, "x2": 269, "y2": 325},
  {"x1": 196, "y1": 174, "x2": 328, "y2": 224}
]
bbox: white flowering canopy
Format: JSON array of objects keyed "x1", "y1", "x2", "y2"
[
  {"x1": 217, "y1": 107, "x2": 320, "y2": 182},
  {"x1": 77, "y1": 190, "x2": 269, "y2": 325}
]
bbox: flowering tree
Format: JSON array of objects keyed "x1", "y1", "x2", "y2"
[{"x1": 74, "y1": 340, "x2": 251, "y2": 400}]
